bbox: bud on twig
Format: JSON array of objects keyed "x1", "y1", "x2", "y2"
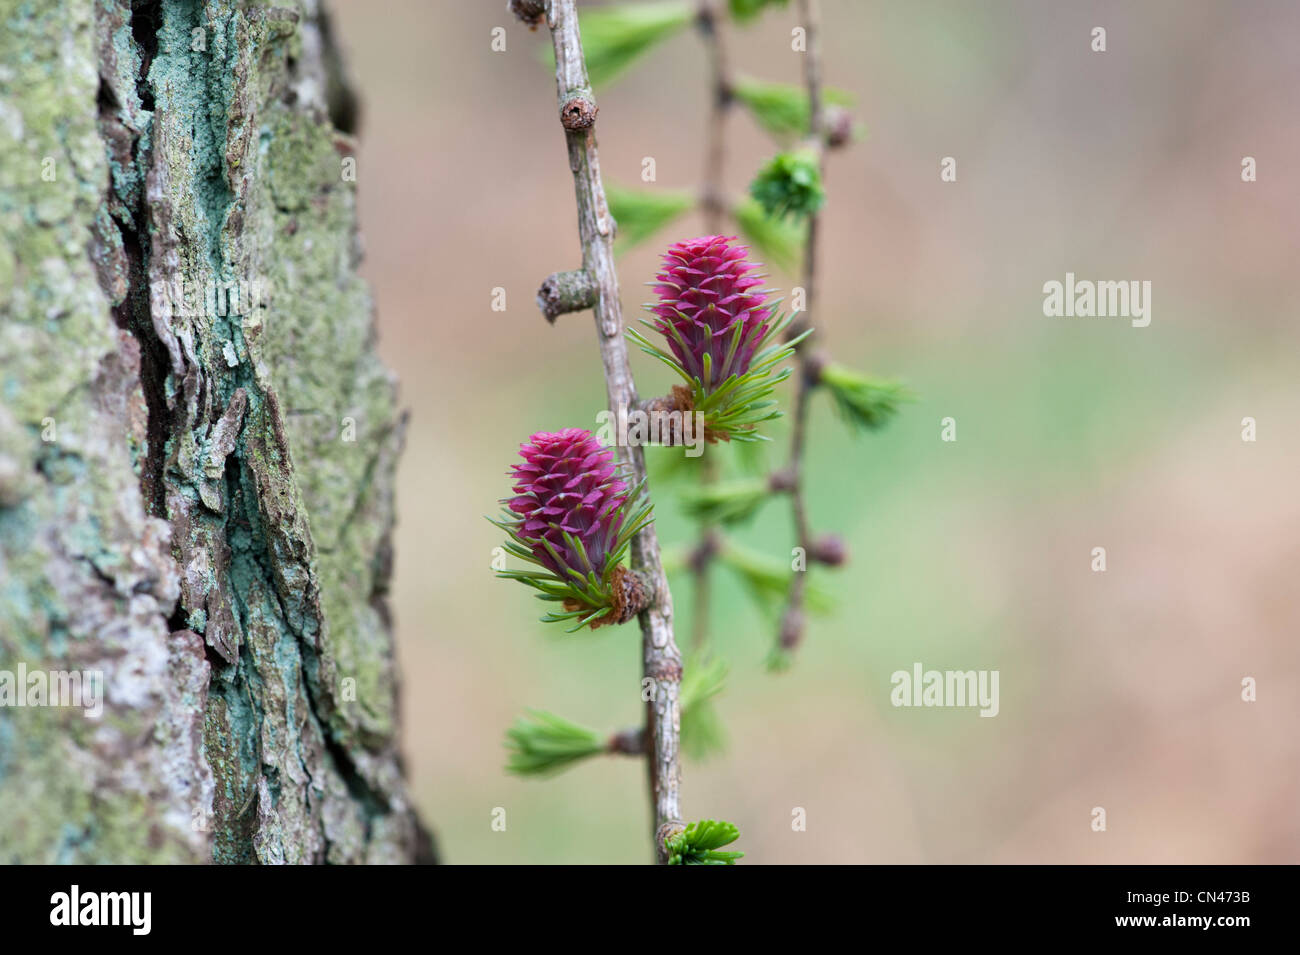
[
  {"x1": 560, "y1": 94, "x2": 597, "y2": 129},
  {"x1": 537, "y1": 268, "x2": 597, "y2": 322},
  {"x1": 824, "y1": 104, "x2": 854, "y2": 148},
  {"x1": 808, "y1": 532, "x2": 847, "y2": 566},
  {"x1": 768, "y1": 467, "x2": 798, "y2": 494},
  {"x1": 610, "y1": 565, "x2": 653, "y2": 623},
  {"x1": 608, "y1": 727, "x2": 647, "y2": 756},
  {"x1": 507, "y1": 0, "x2": 546, "y2": 28}
]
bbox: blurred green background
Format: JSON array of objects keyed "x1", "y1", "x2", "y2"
[{"x1": 331, "y1": 0, "x2": 1300, "y2": 863}]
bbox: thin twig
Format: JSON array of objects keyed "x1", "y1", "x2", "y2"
[
  {"x1": 778, "y1": 0, "x2": 827, "y2": 654},
  {"x1": 532, "y1": 0, "x2": 683, "y2": 863},
  {"x1": 696, "y1": 0, "x2": 732, "y2": 234},
  {"x1": 690, "y1": 0, "x2": 734, "y2": 650}
]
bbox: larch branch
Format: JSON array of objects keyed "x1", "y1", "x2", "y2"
[
  {"x1": 780, "y1": 0, "x2": 828, "y2": 654},
  {"x1": 530, "y1": 0, "x2": 683, "y2": 863}
]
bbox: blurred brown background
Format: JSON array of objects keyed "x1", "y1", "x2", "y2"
[{"x1": 330, "y1": 0, "x2": 1300, "y2": 863}]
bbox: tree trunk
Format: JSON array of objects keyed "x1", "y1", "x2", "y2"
[{"x1": 0, "y1": 0, "x2": 432, "y2": 864}]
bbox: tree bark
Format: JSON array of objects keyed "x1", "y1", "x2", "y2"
[{"x1": 0, "y1": 0, "x2": 431, "y2": 864}]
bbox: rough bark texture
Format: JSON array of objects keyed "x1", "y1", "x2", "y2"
[
  {"x1": 0, "y1": 0, "x2": 430, "y2": 864},
  {"x1": 537, "y1": 268, "x2": 597, "y2": 323}
]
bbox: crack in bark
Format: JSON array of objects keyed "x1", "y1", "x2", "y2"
[{"x1": 58, "y1": 0, "x2": 431, "y2": 864}]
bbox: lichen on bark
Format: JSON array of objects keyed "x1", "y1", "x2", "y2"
[{"x1": 0, "y1": 0, "x2": 430, "y2": 864}]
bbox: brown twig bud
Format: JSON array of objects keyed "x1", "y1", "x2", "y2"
[
  {"x1": 611, "y1": 565, "x2": 653, "y2": 624},
  {"x1": 607, "y1": 727, "x2": 646, "y2": 755},
  {"x1": 769, "y1": 467, "x2": 798, "y2": 494},
  {"x1": 537, "y1": 268, "x2": 597, "y2": 322},
  {"x1": 809, "y1": 532, "x2": 848, "y2": 567},
  {"x1": 824, "y1": 105, "x2": 854, "y2": 148},
  {"x1": 560, "y1": 95, "x2": 597, "y2": 129},
  {"x1": 507, "y1": 0, "x2": 546, "y2": 28}
]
